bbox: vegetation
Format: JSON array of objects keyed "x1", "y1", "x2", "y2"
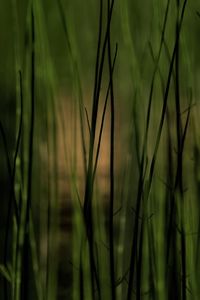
[{"x1": 0, "y1": 0, "x2": 200, "y2": 299}]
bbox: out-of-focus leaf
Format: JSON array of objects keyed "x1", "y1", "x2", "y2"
[{"x1": 0, "y1": 264, "x2": 12, "y2": 283}]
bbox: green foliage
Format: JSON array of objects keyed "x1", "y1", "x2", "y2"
[{"x1": 0, "y1": 0, "x2": 200, "y2": 299}]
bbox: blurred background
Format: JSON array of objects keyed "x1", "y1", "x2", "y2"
[{"x1": 0, "y1": 0, "x2": 200, "y2": 299}]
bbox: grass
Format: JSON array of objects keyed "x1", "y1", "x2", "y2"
[{"x1": 0, "y1": 0, "x2": 200, "y2": 299}]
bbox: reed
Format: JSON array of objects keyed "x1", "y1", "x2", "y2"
[{"x1": 0, "y1": 0, "x2": 200, "y2": 299}]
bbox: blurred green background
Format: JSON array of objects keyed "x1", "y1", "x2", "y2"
[{"x1": 0, "y1": 0, "x2": 200, "y2": 299}]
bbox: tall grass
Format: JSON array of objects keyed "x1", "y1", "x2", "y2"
[{"x1": 0, "y1": 0, "x2": 200, "y2": 299}]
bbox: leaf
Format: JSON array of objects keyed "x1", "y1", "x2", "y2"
[
  {"x1": 196, "y1": 11, "x2": 200, "y2": 18},
  {"x1": 0, "y1": 264, "x2": 12, "y2": 283}
]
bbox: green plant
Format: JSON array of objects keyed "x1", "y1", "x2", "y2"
[{"x1": 0, "y1": 0, "x2": 200, "y2": 299}]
